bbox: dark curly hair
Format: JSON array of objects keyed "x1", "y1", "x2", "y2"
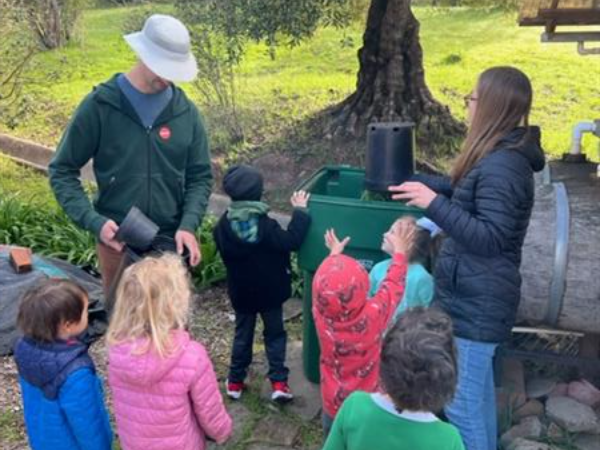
[
  {"x1": 17, "y1": 279, "x2": 87, "y2": 342},
  {"x1": 380, "y1": 307, "x2": 457, "y2": 412}
]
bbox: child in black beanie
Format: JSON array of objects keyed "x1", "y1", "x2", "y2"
[{"x1": 213, "y1": 164, "x2": 311, "y2": 402}]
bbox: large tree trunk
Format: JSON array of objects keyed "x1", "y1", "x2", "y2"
[{"x1": 327, "y1": 0, "x2": 465, "y2": 157}]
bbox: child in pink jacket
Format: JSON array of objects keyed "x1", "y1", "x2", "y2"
[
  {"x1": 107, "y1": 254, "x2": 232, "y2": 450},
  {"x1": 313, "y1": 218, "x2": 415, "y2": 434}
]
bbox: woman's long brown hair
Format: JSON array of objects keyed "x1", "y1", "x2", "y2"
[{"x1": 451, "y1": 67, "x2": 533, "y2": 184}]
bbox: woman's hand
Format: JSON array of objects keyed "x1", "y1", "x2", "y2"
[
  {"x1": 389, "y1": 182, "x2": 438, "y2": 209},
  {"x1": 384, "y1": 217, "x2": 416, "y2": 256},
  {"x1": 324, "y1": 229, "x2": 350, "y2": 256}
]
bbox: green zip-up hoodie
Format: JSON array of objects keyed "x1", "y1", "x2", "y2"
[{"x1": 49, "y1": 74, "x2": 213, "y2": 238}]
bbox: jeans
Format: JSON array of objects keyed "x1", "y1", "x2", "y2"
[
  {"x1": 322, "y1": 412, "x2": 334, "y2": 437},
  {"x1": 229, "y1": 307, "x2": 289, "y2": 383},
  {"x1": 445, "y1": 337, "x2": 499, "y2": 450}
]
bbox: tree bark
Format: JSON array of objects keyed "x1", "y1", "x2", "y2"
[
  {"x1": 29, "y1": 0, "x2": 66, "y2": 50},
  {"x1": 327, "y1": 0, "x2": 465, "y2": 157}
]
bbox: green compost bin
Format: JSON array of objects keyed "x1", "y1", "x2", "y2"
[{"x1": 296, "y1": 166, "x2": 425, "y2": 384}]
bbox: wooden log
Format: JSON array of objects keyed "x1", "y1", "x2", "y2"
[{"x1": 518, "y1": 162, "x2": 600, "y2": 333}]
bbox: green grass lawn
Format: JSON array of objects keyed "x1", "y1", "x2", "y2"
[{"x1": 3, "y1": 4, "x2": 599, "y2": 160}]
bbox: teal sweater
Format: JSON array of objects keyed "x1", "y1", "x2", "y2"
[
  {"x1": 369, "y1": 260, "x2": 434, "y2": 320},
  {"x1": 323, "y1": 391, "x2": 464, "y2": 450}
]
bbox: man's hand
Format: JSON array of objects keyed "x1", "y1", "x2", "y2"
[
  {"x1": 291, "y1": 190, "x2": 310, "y2": 208},
  {"x1": 175, "y1": 230, "x2": 201, "y2": 267},
  {"x1": 100, "y1": 220, "x2": 124, "y2": 252},
  {"x1": 324, "y1": 229, "x2": 350, "y2": 256}
]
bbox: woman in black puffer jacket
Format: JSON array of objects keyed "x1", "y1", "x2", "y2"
[{"x1": 391, "y1": 66, "x2": 545, "y2": 450}]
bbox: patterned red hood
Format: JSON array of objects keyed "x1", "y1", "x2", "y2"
[{"x1": 313, "y1": 255, "x2": 370, "y2": 322}]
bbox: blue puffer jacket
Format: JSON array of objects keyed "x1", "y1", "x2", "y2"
[
  {"x1": 13, "y1": 338, "x2": 113, "y2": 450},
  {"x1": 422, "y1": 127, "x2": 545, "y2": 343}
]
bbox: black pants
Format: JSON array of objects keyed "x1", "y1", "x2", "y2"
[{"x1": 229, "y1": 307, "x2": 289, "y2": 383}]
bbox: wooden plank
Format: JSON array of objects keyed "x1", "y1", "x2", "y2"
[
  {"x1": 542, "y1": 31, "x2": 600, "y2": 42},
  {"x1": 521, "y1": 9, "x2": 600, "y2": 26},
  {"x1": 540, "y1": 7, "x2": 600, "y2": 21},
  {"x1": 546, "y1": 0, "x2": 561, "y2": 34},
  {"x1": 520, "y1": 0, "x2": 598, "y2": 19}
]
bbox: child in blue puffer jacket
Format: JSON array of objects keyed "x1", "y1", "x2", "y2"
[{"x1": 13, "y1": 279, "x2": 113, "y2": 450}]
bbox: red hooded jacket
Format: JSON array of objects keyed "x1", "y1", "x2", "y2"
[{"x1": 312, "y1": 253, "x2": 407, "y2": 417}]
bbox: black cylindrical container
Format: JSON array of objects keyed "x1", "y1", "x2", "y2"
[
  {"x1": 364, "y1": 122, "x2": 416, "y2": 192},
  {"x1": 114, "y1": 206, "x2": 159, "y2": 252}
]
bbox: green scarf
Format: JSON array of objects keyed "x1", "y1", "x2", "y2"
[{"x1": 227, "y1": 201, "x2": 270, "y2": 221}]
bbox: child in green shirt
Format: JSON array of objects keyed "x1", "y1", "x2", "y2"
[{"x1": 323, "y1": 308, "x2": 465, "y2": 450}]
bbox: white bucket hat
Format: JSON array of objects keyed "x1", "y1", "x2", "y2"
[{"x1": 124, "y1": 14, "x2": 198, "y2": 82}]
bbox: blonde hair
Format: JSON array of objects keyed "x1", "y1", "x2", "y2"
[{"x1": 107, "y1": 253, "x2": 191, "y2": 357}]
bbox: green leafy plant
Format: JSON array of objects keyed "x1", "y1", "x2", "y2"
[
  {"x1": 291, "y1": 254, "x2": 304, "y2": 299},
  {"x1": 193, "y1": 215, "x2": 227, "y2": 288},
  {"x1": 0, "y1": 184, "x2": 226, "y2": 288},
  {"x1": 0, "y1": 188, "x2": 98, "y2": 266}
]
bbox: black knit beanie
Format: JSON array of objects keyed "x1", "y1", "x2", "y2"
[{"x1": 223, "y1": 164, "x2": 264, "y2": 201}]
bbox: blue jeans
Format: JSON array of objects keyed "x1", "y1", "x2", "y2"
[
  {"x1": 445, "y1": 337, "x2": 499, "y2": 450},
  {"x1": 322, "y1": 411, "x2": 334, "y2": 437}
]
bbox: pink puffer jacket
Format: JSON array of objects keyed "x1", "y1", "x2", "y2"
[{"x1": 108, "y1": 330, "x2": 232, "y2": 450}]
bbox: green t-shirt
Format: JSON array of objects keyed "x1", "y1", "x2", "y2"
[{"x1": 323, "y1": 392, "x2": 465, "y2": 450}]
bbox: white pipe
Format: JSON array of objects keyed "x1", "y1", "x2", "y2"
[{"x1": 571, "y1": 121, "x2": 598, "y2": 156}]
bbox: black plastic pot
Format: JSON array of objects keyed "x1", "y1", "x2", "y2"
[
  {"x1": 114, "y1": 206, "x2": 159, "y2": 252},
  {"x1": 364, "y1": 122, "x2": 416, "y2": 192}
]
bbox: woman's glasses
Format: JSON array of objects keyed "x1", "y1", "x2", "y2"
[{"x1": 463, "y1": 94, "x2": 478, "y2": 108}]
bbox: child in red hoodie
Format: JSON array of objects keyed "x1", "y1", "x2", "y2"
[{"x1": 312, "y1": 218, "x2": 416, "y2": 434}]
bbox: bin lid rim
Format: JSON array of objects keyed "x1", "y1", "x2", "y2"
[{"x1": 305, "y1": 194, "x2": 424, "y2": 212}]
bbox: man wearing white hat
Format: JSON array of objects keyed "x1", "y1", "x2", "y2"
[{"x1": 50, "y1": 15, "x2": 212, "y2": 295}]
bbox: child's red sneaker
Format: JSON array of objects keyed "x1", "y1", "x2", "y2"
[
  {"x1": 226, "y1": 380, "x2": 245, "y2": 400},
  {"x1": 271, "y1": 380, "x2": 294, "y2": 403}
]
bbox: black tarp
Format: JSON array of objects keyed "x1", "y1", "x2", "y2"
[{"x1": 0, "y1": 247, "x2": 107, "y2": 356}]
